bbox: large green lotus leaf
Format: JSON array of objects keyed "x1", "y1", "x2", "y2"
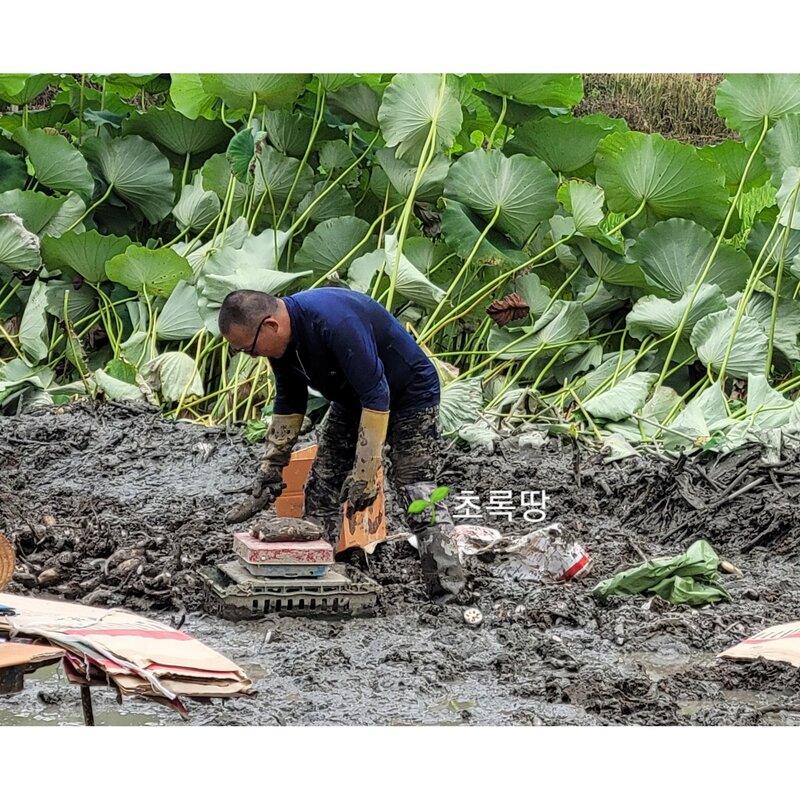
[
  {"x1": 745, "y1": 372, "x2": 793, "y2": 429},
  {"x1": 528, "y1": 300, "x2": 590, "y2": 349},
  {"x1": 439, "y1": 200, "x2": 521, "y2": 267},
  {"x1": 583, "y1": 372, "x2": 658, "y2": 422},
  {"x1": 572, "y1": 350, "x2": 640, "y2": 400},
  {"x1": 0, "y1": 74, "x2": 53, "y2": 105},
  {"x1": 487, "y1": 301, "x2": 589, "y2": 359},
  {"x1": 439, "y1": 377, "x2": 484, "y2": 436},
  {"x1": 595, "y1": 131, "x2": 728, "y2": 229},
  {"x1": 690, "y1": 309, "x2": 769, "y2": 378},
  {"x1": 606, "y1": 384, "x2": 683, "y2": 442},
  {"x1": 264, "y1": 110, "x2": 312, "y2": 158},
  {"x1": 155, "y1": 280, "x2": 204, "y2": 341},
  {"x1": 93, "y1": 368, "x2": 147, "y2": 402},
  {"x1": 39, "y1": 193, "x2": 86, "y2": 238},
  {"x1": 44, "y1": 280, "x2": 97, "y2": 322},
  {"x1": 141, "y1": 351, "x2": 204, "y2": 402},
  {"x1": 42, "y1": 231, "x2": 133, "y2": 283},
  {"x1": 716, "y1": 74, "x2": 800, "y2": 144},
  {"x1": 82, "y1": 132, "x2": 175, "y2": 223},
  {"x1": 375, "y1": 147, "x2": 449, "y2": 203},
  {"x1": 317, "y1": 74, "x2": 360, "y2": 92},
  {"x1": 294, "y1": 215, "x2": 372, "y2": 275},
  {"x1": 0, "y1": 152, "x2": 27, "y2": 192},
  {"x1": 224, "y1": 130, "x2": 255, "y2": 186},
  {"x1": 513, "y1": 272, "x2": 550, "y2": 317},
  {"x1": 575, "y1": 239, "x2": 650, "y2": 289},
  {"x1": 319, "y1": 140, "x2": 357, "y2": 173},
  {"x1": 377, "y1": 73, "x2": 463, "y2": 162},
  {"x1": 123, "y1": 105, "x2": 231, "y2": 155},
  {"x1": 763, "y1": 113, "x2": 800, "y2": 188},
  {"x1": 444, "y1": 149, "x2": 558, "y2": 246},
  {"x1": 297, "y1": 182, "x2": 354, "y2": 224},
  {"x1": 699, "y1": 139, "x2": 769, "y2": 192},
  {"x1": 630, "y1": 218, "x2": 751, "y2": 299},
  {"x1": 13, "y1": 128, "x2": 94, "y2": 200},
  {"x1": 550, "y1": 342, "x2": 604, "y2": 385},
  {"x1": 202, "y1": 153, "x2": 247, "y2": 215},
  {"x1": 253, "y1": 143, "x2": 314, "y2": 208},
  {"x1": 106, "y1": 245, "x2": 191, "y2": 297},
  {"x1": 0, "y1": 189, "x2": 69, "y2": 235},
  {"x1": 0, "y1": 104, "x2": 72, "y2": 136},
  {"x1": 0, "y1": 213, "x2": 41, "y2": 275},
  {"x1": 348, "y1": 245, "x2": 445, "y2": 308},
  {"x1": 18, "y1": 279, "x2": 49, "y2": 362},
  {"x1": 776, "y1": 166, "x2": 800, "y2": 229},
  {"x1": 200, "y1": 74, "x2": 310, "y2": 112},
  {"x1": 747, "y1": 220, "x2": 800, "y2": 271},
  {"x1": 384, "y1": 234, "x2": 445, "y2": 307},
  {"x1": 662, "y1": 381, "x2": 730, "y2": 449},
  {"x1": 575, "y1": 277, "x2": 625, "y2": 321},
  {"x1": 557, "y1": 180, "x2": 604, "y2": 232},
  {"x1": 169, "y1": 74, "x2": 217, "y2": 120},
  {"x1": 626, "y1": 283, "x2": 728, "y2": 341},
  {"x1": 506, "y1": 115, "x2": 615, "y2": 173},
  {"x1": 482, "y1": 74, "x2": 583, "y2": 109},
  {"x1": 173, "y1": 217, "x2": 250, "y2": 282},
  {"x1": 203, "y1": 227, "x2": 290, "y2": 278},
  {"x1": 328, "y1": 84, "x2": 381, "y2": 129},
  {"x1": 347, "y1": 250, "x2": 384, "y2": 293},
  {"x1": 173, "y1": 174, "x2": 220, "y2": 231},
  {"x1": 746, "y1": 292, "x2": 800, "y2": 362},
  {"x1": 403, "y1": 237, "x2": 452, "y2": 275}
]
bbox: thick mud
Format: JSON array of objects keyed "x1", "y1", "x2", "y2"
[{"x1": 2, "y1": 403, "x2": 800, "y2": 726}]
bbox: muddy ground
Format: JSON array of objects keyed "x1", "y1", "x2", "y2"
[{"x1": 2, "y1": 402, "x2": 800, "y2": 726}]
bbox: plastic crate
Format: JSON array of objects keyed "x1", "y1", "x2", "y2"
[{"x1": 198, "y1": 562, "x2": 380, "y2": 620}]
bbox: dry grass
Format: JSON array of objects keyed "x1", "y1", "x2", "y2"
[{"x1": 575, "y1": 73, "x2": 732, "y2": 146}]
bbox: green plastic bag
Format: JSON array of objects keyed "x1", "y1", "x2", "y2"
[{"x1": 593, "y1": 540, "x2": 731, "y2": 606}]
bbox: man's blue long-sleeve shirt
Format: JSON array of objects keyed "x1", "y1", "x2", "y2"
[{"x1": 269, "y1": 288, "x2": 440, "y2": 415}]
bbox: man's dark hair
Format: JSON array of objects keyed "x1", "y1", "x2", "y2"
[{"x1": 218, "y1": 290, "x2": 280, "y2": 334}]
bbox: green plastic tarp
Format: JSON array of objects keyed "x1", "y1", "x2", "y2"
[{"x1": 593, "y1": 539, "x2": 731, "y2": 606}]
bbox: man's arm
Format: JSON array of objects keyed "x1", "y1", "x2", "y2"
[
  {"x1": 328, "y1": 315, "x2": 390, "y2": 411},
  {"x1": 269, "y1": 355, "x2": 309, "y2": 415}
]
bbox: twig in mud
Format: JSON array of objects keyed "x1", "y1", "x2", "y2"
[
  {"x1": 768, "y1": 471, "x2": 784, "y2": 494},
  {"x1": 706, "y1": 476, "x2": 766, "y2": 510},
  {"x1": 695, "y1": 465, "x2": 723, "y2": 491},
  {"x1": 627, "y1": 537, "x2": 650, "y2": 563}
]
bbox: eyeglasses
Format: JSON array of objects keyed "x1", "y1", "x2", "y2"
[{"x1": 231, "y1": 316, "x2": 270, "y2": 357}]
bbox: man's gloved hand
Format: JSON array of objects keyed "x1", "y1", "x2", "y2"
[
  {"x1": 340, "y1": 408, "x2": 389, "y2": 517},
  {"x1": 225, "y1": 413, "x2": 304, "y2": 525},
  {"x1": 253, "y1": 463, "x2": 286, "y2": 500}
]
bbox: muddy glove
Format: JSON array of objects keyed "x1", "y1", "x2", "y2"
[
  {"x1": 340, "y1": 408, "x2": 390, "y2": 516},
  {"x1": 225, "y1": 413, "x2": 304, "y2": 524}
]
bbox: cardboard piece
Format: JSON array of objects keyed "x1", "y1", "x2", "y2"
[
  {"x1": 720, "y1": 621, "x2": 800, "y2": 668},
  {"x1": 0, "y1": 593, "x2": 252, "y2": 709},
  {"x1": 276, "y1": 444, "x2": 388, "y2": 554},
  {"x1": 0, "y1": 641, "x2": 63, "y2": 670}
]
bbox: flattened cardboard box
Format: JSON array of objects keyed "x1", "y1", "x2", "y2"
[{"x1": 720, "y1": 621, "x2": 800, "y2": 667}]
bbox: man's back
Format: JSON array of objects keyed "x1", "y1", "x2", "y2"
[{"x1": 273, "y1": 288, "x2": 440, "y2": 414}]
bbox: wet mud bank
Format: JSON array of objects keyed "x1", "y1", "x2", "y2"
[{"x1": 2, "y1": 403, "x2": 800, "y2": 726}]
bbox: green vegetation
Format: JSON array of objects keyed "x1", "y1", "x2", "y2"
[{"x1": 2, "y1": 72, "x2": 800, "y2": 455}]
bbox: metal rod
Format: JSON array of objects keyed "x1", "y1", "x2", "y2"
[{"x1": 80, "y1": 685, "x2": 95, "y2": 726}]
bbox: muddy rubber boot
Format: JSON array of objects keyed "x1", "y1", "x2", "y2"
[
  {"x1": 304, "y1": 513, "x2": 342, "y2": 549},
  {"x1": 404, "y1": 482, "x2": 466, "y2": 602}
]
